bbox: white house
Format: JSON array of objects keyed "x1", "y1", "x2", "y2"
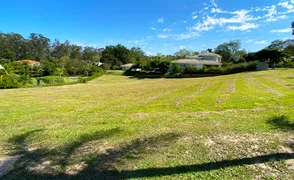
[{"x1": 171, "y1": 51, "x2": 222, "y2": 69}]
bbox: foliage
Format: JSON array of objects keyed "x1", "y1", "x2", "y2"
[
  {"x1": 182, "y1": 62, "x2": 257, "y2": 75},
  {"x1": 170, "y1": 64, "x2": 183, "y2": 75},
  {"x1": 54, "y1": 68, "x2": 68, "y2": 77},
  {"x1": 173, "y1": 48, "x2": 193, "y2": 58},
  {"x1": 214, "y1": 40, "x2": 247, "y2": 63},
  {"x1": 101, "y1": 44, "x2": 130, "y2": 69},
  {"x1": 77, "y1": 69, "x2": 105, "y2": 83},
  {"x1": 0, "y1": 74, "x2": 20, "y2": 89},
  {"x1": 40, "y1": 76, "x2": 65, "y2": 85},
  {"x1": 267, "y1": 39, "x2": 294, "y2": 51}
]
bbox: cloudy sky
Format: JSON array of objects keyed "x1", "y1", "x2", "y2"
[{"x1": 1, "y1": 0, "x2": 294, "y2": 55}]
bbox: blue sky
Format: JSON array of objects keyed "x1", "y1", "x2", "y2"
[{"x1": 0, "y1": 0, "x2": 294, "y2": 55}]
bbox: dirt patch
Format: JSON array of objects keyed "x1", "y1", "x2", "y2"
[
  {"x1": 203, "y1": 133, "x2": 294, "y2": 177},
  {"x1": 0, "y1": 156, "x2": 21, "y2": 178}
]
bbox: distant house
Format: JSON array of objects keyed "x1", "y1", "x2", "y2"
[
  {"x1": 121, "y1": 63, "x2": 134, "y2": 71},
  {"x1": 171, "y1": 51, "x2": 222, "y2": 69},
  {"x1": 15, "y1": 60, "x2": 40, "y2": 66}
]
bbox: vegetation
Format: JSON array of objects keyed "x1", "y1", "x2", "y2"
[
  {"x1": 183, "y1": 61, "x2": 257, "y2": 75},
  {"x1": 1, "y1": 70, "x2": 294, "y2": 179}
]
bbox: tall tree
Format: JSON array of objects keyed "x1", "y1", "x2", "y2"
[
  {"x1": 129, "y1": 47, "x2": 145, "y2": 62},
  {"x1": 29, "y1": 33, "x2": 51, "y2": 61},
  {"x1": 215, "y1": 40, "x2": 241, "y2": 62}
]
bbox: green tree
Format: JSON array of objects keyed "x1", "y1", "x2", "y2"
[
  {"x1": 215, "y1": 40, "x2": 241, "y2": 62},
  {"x1": 29, "y1": 33, "x2": 51, "y2": 61},
  {"x1": 174, "y1": 49, "x2": 192, "y2": 58}
]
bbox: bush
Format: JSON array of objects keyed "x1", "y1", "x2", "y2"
[
  {"x1": 182, "y1": 61, "x2": 258, "y2": 75},
  {"x1": 78, "y1": 69, "x2": 105, "y2": 83},
  {"x1": 0, "y1": 74, "x2": 21, "y2": 89},
  {"x1": 40, "y1": 76, "x2": 65, "y2": 85}
]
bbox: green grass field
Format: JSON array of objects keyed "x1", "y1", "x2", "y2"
[{"x1": 1, "y1": 69, "x2": 294, "y2": 179}]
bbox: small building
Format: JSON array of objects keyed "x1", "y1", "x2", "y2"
[
  {"x1": 121, "y1": 63, "x2": 134, "y2": 71},
  {"x1": 15, "y1": 60, "x2": 40, "y2": 66},
  {"x1": 171, "y1": 51, "x2": 222, "y2": 69},
  {"x1": 256, "y1": 62, "x2": 269, "y2": 71}
]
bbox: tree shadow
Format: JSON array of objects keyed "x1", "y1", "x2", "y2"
[
  {"x1": 115, "y1": 152, "x2": 294, "y2": 179},
  {"x1": 267, "y1": 115, "x2": 294, "y2": 131},
  {"x1": 3, "y1": 129, "x2": 182, "y2": 179},
  {"x1": 4, "y1": 128, "x2": 294, "y2": 179}
]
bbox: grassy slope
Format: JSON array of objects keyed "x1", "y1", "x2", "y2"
[{"x1": 0, "y1": 69, "x2": 294, "y2": 179}]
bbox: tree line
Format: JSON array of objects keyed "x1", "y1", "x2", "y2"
[
  {"x1": 1, "y1": 32, "x2": 294, "y2": 80},
  {"x1": 214, "y1": 39, "x2": 294, "y2": 67}
]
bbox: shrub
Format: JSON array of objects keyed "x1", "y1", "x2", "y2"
[
  {"x1": 78, "y1": 69, "x2": 105, "y2": 83},
  {"x1": 182, "y1": 61, "x2": 258, "y2": 75},
  {"x1": 40, "y1": 76, "x2": 65, "y2": 85},
  {"x1": 0, "y1": 74, "x2": 21, "y2": 89}
]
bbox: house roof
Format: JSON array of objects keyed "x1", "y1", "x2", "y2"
[
  {"x1": 172, "y1": 59, "x2": 221, "y2": 66},
  {"x1": 15, "y1": 60, "x2": 40, "y2": 64},
  {"x1": 199, "y1": 52, "x2": 221, "y2": 57}
]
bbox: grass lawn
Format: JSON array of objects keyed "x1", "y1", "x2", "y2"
[{"x1": 0, "y1": 69, "x2": 294, "y2": 179}]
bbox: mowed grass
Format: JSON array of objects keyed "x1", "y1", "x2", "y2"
[{"x1": 0, "y1": 69, "x2": 294, "y2": 179}]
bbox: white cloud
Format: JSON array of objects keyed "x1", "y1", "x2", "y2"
[
  {"x1": 183, "y1": 21, "x2": 187, "y2": 23},
  {"x1": 175, "y1": 32, "x2": 200, "y2": 40},
  {"x1": 211, "y1": 8, "x2": 228, "y2": 13},
  {"x1": 158, "y1": 17, "x2": 164, "y2": 23},
  {"x1": 270, "y1": 28, "x2": 292, "y2": 33},
  {"x1": 163, "y1": 28, "x2": 171, "y2": 32},
  {"x1": 158, "y1": 34, "x2": 168, "y2": 38},
  {"x1": 211, "y1": 0, "x2": 217, "y2": 8},
  {"x1": 146, "y1": 51, "x2": 153, "y2": 56},
  {"x1": 227, "y1": 23, "x2": 259, "y2": 31},
  {"x1": 255, "y1": 40, "x2": 267, "y2": 45},
  {"x1": 245, "y1": 39, "x2": 253, "y2": 43},
  {"x1": 192, "y1": 15, "x2": 198, "y2": 19},
  {"x1": 151, "y1": 27, "x2": 156, "y2": 30},
  {"x1": 265, "y1": 15, "x2": 287, "y2": 22},
  {"x1": 180, "y1": 45, "x2": 186, "y2": 49},
  {"x1": 127, "y1": 39, "x2": 147, "y2": 45},
  {"x1": 278, "y1": 1, "x2": 294, "y2": 12}
]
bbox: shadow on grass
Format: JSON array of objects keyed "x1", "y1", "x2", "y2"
[
  {"x1": 114, "y1": 152, "x2": 294, "y2": 179},
  {"x1": 4, "y1": 129, "x2": 182, "y2": 179},
  {"x1": 3, "y1": 128, "x2": 294, "y2": 179},
  {"x1": 267, "y1": 115, "x2": 294, "y2": 131}
]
